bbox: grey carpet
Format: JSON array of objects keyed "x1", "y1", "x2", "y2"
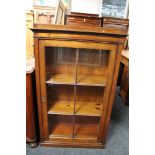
[{"x1": 26, "y1": 87, "x2": 129, "y2": 155}]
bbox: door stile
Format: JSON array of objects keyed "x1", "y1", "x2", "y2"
[
  {"x1": 101, "y1": 44, "x2": 124, "y2": 143},
  {"x1": 39, "y1": 40, "x2": 49, "y2": 140},
  {"x1": 72, "y1": 49, "x2": 79, "y2": 138},
  {"x1": 34, "y1": 38, "x2": 44, "y2": 140},
  {"x1": 97, "y1": 46, "x2": 117, "y2": 142}
]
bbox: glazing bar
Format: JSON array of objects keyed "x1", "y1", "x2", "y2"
[{"x1": 72, "y1": 48, "x2": 79, "y2": 138}]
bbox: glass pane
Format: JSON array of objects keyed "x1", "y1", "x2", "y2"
[
  {"x1": 75, "y1": 86, "x2": 104, "y2": 116},
  {"x1": 47, "y1": 84, "x2": 74, "y2": 115},
  {"x1": 44, "y1": 46, "x2": 110, "y2": 140},
  {"x1": 74, "y1": 116, "x2": 100, "y2": 139},
  {"x1": 78, "y1": 49, "x2": 101, "y2": 66},
  {"x1": 45, "y1": 47, "x2": 76, "y2": 138},
  {"x1": 48, "y1": 115, "x2": 73, "y2": 138},
  {"x1": 77, "y1": 49, "x2": 110, "y2": 87},
  {"x1": 45, "y1": 47, "x2": 76, "y2": 85}
]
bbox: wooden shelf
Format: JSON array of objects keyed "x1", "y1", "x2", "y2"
[
  {"x1": 46, "y1": 74, "x2": 75, "y2": 85},
  {"x1": 49, "y1": 115, "x2": 99, "y2": 139},
  {"x1": 46, "y1": 74, "x2": 107, "y2": 86},
  {"x1": 77, "y1": 75, "x2": 107, "y2": 86},
  {"x1": 48, "y1": 101, "x2": 103, "y2": 116},
  {"x1": 76, "y1": 101, "x2": 102, "y2": 116},
  {"x1": 48, "y1": 101, "x2": 74, "y2": 115}
]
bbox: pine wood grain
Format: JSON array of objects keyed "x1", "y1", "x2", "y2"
[
  {"x1": 46, "y1": 74, "x2": 75, "y2": 85},
  {"x1": 77, "y1": 75, "x2": 107, "y2": 86},
  {"x1": 48, "y1": 101, "x2": 74, "y2": 115},
  {"x1": 46, "y1": 74, "x2": 107, "y2": 86},
  {"x1": 48, "y1": 101, "x2": 103, "y2": 116}
]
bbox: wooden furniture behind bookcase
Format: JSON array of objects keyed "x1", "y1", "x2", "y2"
[
  {"x1": 102, "y1": 17, "x2": 129, "y2": 32},
  {"x1": 31, "y1": 24, "x2": 127, "y2": 148},
  {"x1": 33, "y1": 6, "x2": 56, "y2": 24},
  {"x1": 120, "y1": 49, "x2": 129, "y2": 105},
  {"x1": 102, "y1": 17, "x2": 129, "y2": 48},
  {"x1": 33, "y1": 1, "x2": 66, "y2": 25},
  {"x1": 102, "y1": 17, "x2": 129, "y2": 88},
  {"x1": 66, "y1": 12, "x2": 102, "y2": 27},
  {"x1": 26, "y1": 59, "x2": 38, "y2": 147},
  {"x1": 26, "y1": 10, "x2": 34, "y2": 58}
]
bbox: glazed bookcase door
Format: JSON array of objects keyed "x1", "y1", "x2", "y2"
[{"x1": 39, "y1": 40, "x2": 117, "y2": 142}]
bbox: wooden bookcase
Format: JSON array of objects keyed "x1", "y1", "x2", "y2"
[{"x1": 32, "y1": 24, "x2": 127, "y2": 148}]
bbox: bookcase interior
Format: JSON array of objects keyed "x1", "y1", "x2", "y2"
[
  {"x1": 48, "y1": 115, "x2": 100, "y2": 139},
  {"x1": 45, "y1": 46, "x2": 110, "y2": 139},
  {"x1": 45, "y1": 47, "x2": 110, "y2": 86},
  {"x1": 47, "y1": 85, "x2": 104, "y2": 116}
]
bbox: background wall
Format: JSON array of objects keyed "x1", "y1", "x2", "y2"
[
  {"x1": 70, "y1": 0, "x2": 102, "y2": 15},
  {"x1": 27, "y1": 0, "x2": 128, "y2": 18}
]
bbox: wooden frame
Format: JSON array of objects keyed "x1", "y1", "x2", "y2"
[
  {"x1": 53, "y1": 0, "x2": 66, "y2": 24},
  {"x1": 32, "y1": 24, "x2": 127, "y2": 148}
]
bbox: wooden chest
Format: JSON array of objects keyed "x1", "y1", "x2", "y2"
[
  {"x1": 102, "y1": 17, "x2": 129, "y2": 32},
  {"x1": 102, "y1": 17, "x2": 129, "y2": 49},
  {"x1": 66, "y1": 13, "x2": 102, "y2": 27}
]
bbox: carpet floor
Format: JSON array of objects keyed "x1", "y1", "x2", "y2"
[{"x1": 26, "y1": 87, "x2": 129, "y2": 155}]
